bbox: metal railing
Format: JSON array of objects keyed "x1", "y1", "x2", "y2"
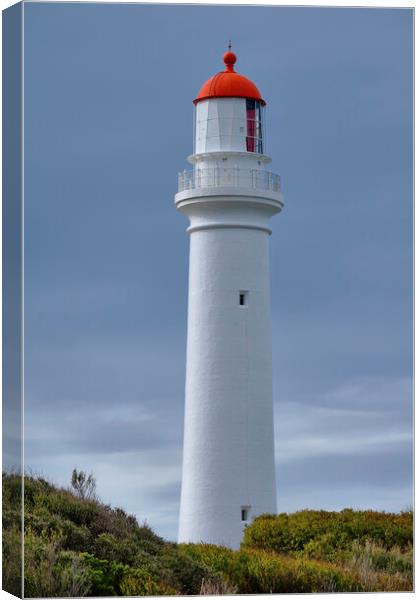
[{"x1": 178, "y1": 167, "x2": 281, "y2": 194}]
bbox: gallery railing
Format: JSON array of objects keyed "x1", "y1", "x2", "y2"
[{"x1": 178, "y1": 167, "x2": 281, "y2": 194}]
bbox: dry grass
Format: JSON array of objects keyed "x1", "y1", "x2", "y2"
[
  {"x1": 200, "y1": 577, "x2": 238, "y2": 595},
  {"x1": 346, "y1": 540, "x2": 413, "y2": 592}
]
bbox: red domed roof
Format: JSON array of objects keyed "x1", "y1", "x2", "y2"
[{"x1": 194, "y1": 50, "x2": 265, "y2": 106}]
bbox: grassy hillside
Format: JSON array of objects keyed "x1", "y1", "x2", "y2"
[{"x1": 3, "y1": 473, "x2": 413, "y2": 596}]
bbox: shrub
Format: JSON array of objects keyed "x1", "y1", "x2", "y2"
[
  {"x1": 371, "y1": 543, "x2": 413, "y2": 576},
  {"x1": 303, "y1": 532, "x2": 340, "y2": 561},
  {"x1": 346, "y1": 540, "x2": 413, "y2": 590},
  {"x1": 88, "y1": 504, "x2": 147, "y2": 541},
  {"x1": 3, "y1": 472, "x2": 23, "y2": 508},
  {"x1": 80, "y1": 553, "x2": 129, "y2": 595},
  {"x1": 180, "y1": 543, "x2": 236, "y2": 573},
  {"x1": 119, "y1": 567, "x2": 177, "y2": 596},
  {"x1": 181, "y1": 544, "x2": 366, "y2": 593},
  {"x1": 200, "y1": 578, "x2": 237, "y2": 595},
  {"x1": 2, "y1": 526, "x2": 22, "y2": 597},
  {"x1": 71, "y1": 469, "x2": 97, "y2": 501},
  {"x1": 160, "y1": 545, "x2": 224, "y2": 594},
  {"x1": 60, "y1": 520, "x2": 93, "y2": 552},
  {"x1": 135, "y1": 522, "x2": 166, "y2": 545},
  {"x1": 23, "y1": 475, "x2": 53, "y2": 508},
  {"x1": 238, "y1": 550, "x2": 363, "y2": 593},
  {"x1": 181, "y1": 542, "x2": 413, "y2": 593},
  {"x1": 52, "y1": 551, "x2": 92, "y2": 597},
  {"x1": 34, "y1": 488, "x2": 100, "y2": 527},
  {"x1": 24, "y1": 530, "x2": 91, "y2": 598},
  {"x1": 93, "y1": 532, "x2": 141, "y2": 566},
  {"x1": 80, "y1": 552, "x2": 178, "y2": 596},
  {"x1": 3, "y1": 473, "x2": 413, "y2": 596},
  {"x1": 242, "y1": 509, "x2": 413, "y2": 555}
]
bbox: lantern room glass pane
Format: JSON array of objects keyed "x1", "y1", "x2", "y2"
[{"x1": 246, "y1": 99, "x2": 264, "y2": 154}]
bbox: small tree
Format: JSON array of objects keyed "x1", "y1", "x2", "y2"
[{"x1": 70, "y1": 469, "x2": 97, "y2": 501}]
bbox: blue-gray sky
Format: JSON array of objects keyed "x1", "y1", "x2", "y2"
[{"x1": 22, "y1": 3, "x2": 413, "y2": 540}]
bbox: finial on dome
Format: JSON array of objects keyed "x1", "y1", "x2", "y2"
[{"x1": 223, "y1": 42, "x2": 237, "y2": 72}]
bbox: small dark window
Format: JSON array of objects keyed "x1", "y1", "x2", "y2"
[
  {"x1": 241, "y1": 507, "x2": 250, "y2": 522},
  {"x1": 239, "y1": 291, "x2": 248, "y2": 306}
]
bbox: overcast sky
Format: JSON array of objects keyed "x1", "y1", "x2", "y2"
[{"x1": 22, "y1": 3, "x2": 413, "y2": 541}]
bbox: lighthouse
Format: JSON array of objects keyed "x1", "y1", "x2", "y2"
[{"x1": 176, "y1": 48, "x2": 283, "y2": 548}]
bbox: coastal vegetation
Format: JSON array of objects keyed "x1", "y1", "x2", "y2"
[{"x1": 3, "y1": 472, "x2": 413, "y2": 596}]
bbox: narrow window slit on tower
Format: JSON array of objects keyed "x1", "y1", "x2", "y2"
[
  {"x1": 239, "y1": 291, "x2": 248, "y2": 306},
  {"x1": 241, "y1": 506, "x2": 250, "y2": 522}
]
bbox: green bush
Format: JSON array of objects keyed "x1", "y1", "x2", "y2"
[
  {"x1": 35, "y1": 489, "x2": 100, "y2": 527},
  {"x1": 180, "y1": 543, "x2": 367, "y2": 593},
  {"x1": 80, "y1": 553, "x2": 129, "y2": 595},
  {"x1": 93, "y1": 532, "x2": 142, "y2": 566},
  {"x1": 2, "y1": 526, "x2": 22, "y2": 597},
  {"x1": 242, "y1": 509, "x2": 413, "y2": 555},
  {"x1": 80, "y1": 553, "x2": 179, "y2": 596},
  {"x1": 24, "y1": 530, "x2": 91, "y2": 598},
  {"x1": 179, "y1": 543, "x2": 236, "y2": 576},
  {"x1": 119, "y1": 567, "x2": 176, "y2": 596},
  {"x1": 370, "y1": 544, "x2": 413, "y2": 576},
  {"x1": 87, "y1": 505, "x2": 154, "y2": 543},
  {"x1": 160, "y1": 544, "x2": 223, "y2": 594},
  {"x1": 23, "y1": 476, "x2": 53, "y2": 508},
  {"x1": 240, "y1": 550, "x2": 364, "y2": 593},
  {"x1": 346, "y1": 539, "x2": 413, "y2": 587},
  {"x1": 3, "y1": 472, "x2": 23, "y2": 508},
  {"x1": 2, "y1": 473, "x2": 413, "y2": 596},
  {"x1": 60, "y1": 520, "x2": 93, "y2": 552}
]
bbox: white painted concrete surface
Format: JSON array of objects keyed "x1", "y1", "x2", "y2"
[{"x1": 175, "y1": 92, "x2": 283, "y2": 549}]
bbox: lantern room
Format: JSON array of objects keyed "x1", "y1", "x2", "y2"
[{"x1": 193, "y1": 50, "x2": 265, "y2": 155}]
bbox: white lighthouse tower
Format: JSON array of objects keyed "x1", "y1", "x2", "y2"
[{"x1": 176, "y1": 48, "x2": 283, "y2": 549}]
